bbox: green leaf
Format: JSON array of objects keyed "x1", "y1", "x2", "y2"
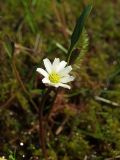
[
  {"x1": 16, "y1": 92, "x2": 31, "y2": 114},
  {"x1": 3, "y1": 38, "x2": 14, "y2": 59},
  {"x1": 73, "y1": 29, "x2": 89, "y2": 68},
  {"x1": 67, "y1": 5, "x2": 92, "y2": 63},
  {"x1": 21, "y1": 1, "x2": 37, "y2": 33},
  {"x1": 8, "y1": 150, "x2": 16, "y2": 160},
  {"x1": 30, "y1": 89, "x2": 42, "y2": 95},
  {"x1": 69, "y1": 48, "x2": 80, "y2": 64}
]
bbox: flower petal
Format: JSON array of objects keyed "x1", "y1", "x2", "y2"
[
  {"x1": 52, "y1": 58, "x2": 60, "y2": 70},
  {"x1": 56, "y1": 60, "x2": 67, "y2": 72},
  {"x1": 36, "y1": 68, "x2": 48, "y2": 77},
  {"x1": 59, "y1": 66, "x2": 72, "y2": 76},
  {"x1": 42, "y1": 78, "x2": 50, "y2": 83},
  {"x1": 54, "y1": 84, "x2": 59, "y2": 88},
  {"x1": 47, "y1": 82, "x2": 59, "y2": 88},
  {"x1": 60, "y1": 76, "x2": 75, "y2": 83},
  {"x1": 43, "y1": 58, "x2": 52, "y2": 73},
  {"x1": 58, "y1": 83, "x2": 71, "y2": 89}
]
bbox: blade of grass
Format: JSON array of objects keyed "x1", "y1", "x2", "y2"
[{"x1": 67, "y1": 5, "x2": 92, "y2": 63}]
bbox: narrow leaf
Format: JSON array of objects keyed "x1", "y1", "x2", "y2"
[
  {"x1": 67, "y1": 5, "x2": 92, "y2": 63},
  {"x1": 3, "y1": 39, "x2": 14, "y2": 58},
  {"x1": 70, "y1": 5, "x2": 92, "y2": 51}
]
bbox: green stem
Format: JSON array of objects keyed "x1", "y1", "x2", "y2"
[{"x1": 66, "y1": 45, "x2": 72, "y2": 64}]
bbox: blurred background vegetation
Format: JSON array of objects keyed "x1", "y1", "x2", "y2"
[{"x1": 0, "y1": 0, "x2": 120, "y2": 159}]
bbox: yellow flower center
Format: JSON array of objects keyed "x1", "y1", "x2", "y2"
[{"x1": 49, "y1": 72, "x2": 60, "y2": 83}]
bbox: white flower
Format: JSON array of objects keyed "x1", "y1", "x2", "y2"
[{"x1": 36, "y1": 58, "x2": 75, "y2": 89}]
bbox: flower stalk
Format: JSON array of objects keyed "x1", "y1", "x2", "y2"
[
  {"x1": 37, "y1": 58, "x2": 75, "y2": 159},
  {"x1": 39, "y1": 88, "x2": 51, "y2": 160}
]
